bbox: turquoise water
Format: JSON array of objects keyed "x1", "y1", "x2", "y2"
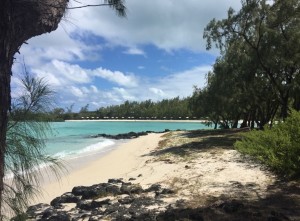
[{"x1": 45, "y1": 121, "x2": 210, "y2": 160}]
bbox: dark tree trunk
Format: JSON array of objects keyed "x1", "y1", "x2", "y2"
[
  {"x1": 0, "y1": 54, "x2": 12, "y2": 219},
  {"x1": 232, "y1": 114, "x2": 240, "y2": 129},
  {"x1": 281, "y1": 93, "x2": 290, "y2": 120},
  {"x1": 0, "y1": 0, "x2": 68, "y2": 217},
  {"x1": 0, "y1": 0, "x2": 14, "y2": 215}
]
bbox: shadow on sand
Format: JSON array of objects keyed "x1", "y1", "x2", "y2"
[
  {"x1": 141, "y1": 129, "x2": 300, "y2": 220},
  {"x1": 145, "y1": 128, "x2": 245, "y2": 158}
]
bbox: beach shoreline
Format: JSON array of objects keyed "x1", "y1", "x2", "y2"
[
  {"x1": 32, "y1": 133, "x2": 165, "y2": 205},
  {"x1": 65, "y1": 119, "x2": 208, "y2": 123},
  {"x1": 26, "y1": 129, "x2": 300, "y2": 220}
]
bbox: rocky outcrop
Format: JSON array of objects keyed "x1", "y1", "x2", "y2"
[
  {"x1": 24, "y1": 178, "x2": 293, "y2": 221},
  {"x1": 25, "y1": 179, "x2": 178, "y2": 221},
  {"x1": 91, "y1": 130, "x2": 171, "y2": 140}
]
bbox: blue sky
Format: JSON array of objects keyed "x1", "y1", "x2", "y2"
[{"x1": 12, "y1": 0, "x2": 241, "y2": 112}]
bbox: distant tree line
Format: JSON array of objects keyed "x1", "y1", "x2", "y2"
[{"x1": 49, "y1": 97, "x2": 196, "y2": 121}]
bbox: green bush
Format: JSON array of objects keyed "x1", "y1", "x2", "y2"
[{"x1": 234, "y1": 110, "x2": 300, "y2": 179}]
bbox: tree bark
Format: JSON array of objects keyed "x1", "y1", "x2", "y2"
[
  {"x1": 1, "y1": 0, "x2": 14, "y2": 216},
  {"x1": 0, "y1": 0, "x2": 68, "y2": 218},
  {"x1": 0, "y1": 51, "x2": 12, "y2": 220}
]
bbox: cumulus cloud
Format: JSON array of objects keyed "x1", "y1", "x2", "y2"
[
  {"x1": 93, "y1": 68, "x2": 138, "y2": 87},
  {"x1": 12, "y1": 62, "x2": 210, "y2": 111},
  {"x1": 113, "y1": 87, "x2": 136, "y2": 101},
  {"x1": 145, "y1": 65, "x2": 210, "y2": 100},
  {"x1": 123, "y1": 47, "x2": 146, "y2": 56},
  {"x1": 70, "y1": 86, "x2": 85, "y2": 98},
  {"x1": 11, "y1": 1, "x2": 239, "y2": 111},
  {"x1": 52, "y1": 60, "x2": 91, "y2": 83},
  {"x1": 16, "y1": 1, "x2": 242, "y2": 65},
  {"x1": 149, "y1": 88, "x2": 166, "y2": 97},
  {"x1": 90, "y1": 85, "x2": 99, "y2": 93},
  {"x1": 69, "y1": 0, "x2": 241, "y2": 52},
  {"x1": 19, "y1": 26, "x2": 102, "y2": 64}
]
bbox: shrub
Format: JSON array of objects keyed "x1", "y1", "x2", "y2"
[{"x1": 234, "y1": 110, "x2": 300, "y2": 179}]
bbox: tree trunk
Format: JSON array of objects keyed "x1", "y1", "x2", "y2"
[
  {"x1": 0, "y1": 0, "x2": 68, "y2": 218},
  {"x1": 281, "y1": 93, "x2": 290, "y2": 120},
  {"x1": 1, "y1": 0, "x2": 14, "y2": 216},
  {"x1": 0, "y1": 54, "x2": 12, "y2": 220}
]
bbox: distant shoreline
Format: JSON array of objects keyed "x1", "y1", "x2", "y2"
[{"x1": 65, "y1": 119, "x2": 208, "y2": 123}]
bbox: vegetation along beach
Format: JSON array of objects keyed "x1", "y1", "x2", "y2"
[{"x1": 1, "y1": 0, "x2": 300, "y2": 220}]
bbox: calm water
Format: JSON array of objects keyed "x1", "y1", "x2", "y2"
[{"x1": 45, "y1": 121, "x2": 210, "y2": 160}]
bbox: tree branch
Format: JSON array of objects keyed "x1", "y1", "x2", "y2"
[{"x1": 67, "y1": 3, "x2": 113, "y2": 9}]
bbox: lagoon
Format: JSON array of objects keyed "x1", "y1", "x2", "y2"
[{"x1": 46, "y1": 120, "x2": 210, "y2": 160}]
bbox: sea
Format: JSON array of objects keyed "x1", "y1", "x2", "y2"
[{"x1": 45, "y1": 120, "x2": 210, "y2": 161}]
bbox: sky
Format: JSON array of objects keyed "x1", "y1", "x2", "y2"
[{"x1": 12, "y1": 0, "x2": 241, "y2": 112}]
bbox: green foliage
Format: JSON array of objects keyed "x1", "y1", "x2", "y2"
[
  {"x1": 3, "y1": 73, "x2": 64, "y2": 219},
  {"x1": 56, "y1": 97, "x2": 194, "y2": 120},
  {"x1": 235, "y1": 110, "x2": 300, "y2": 178},
  {"x1": 202, "y1": 0, "x2": 300, "y2": 126}
]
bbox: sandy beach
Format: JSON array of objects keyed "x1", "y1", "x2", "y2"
[
  {"x1": 28, "y1": 130, "x2": 299, "y2": 220},
  {"x1": 36, "y1": 130, "x2": 275, "y2": 205},
  {"x1": 34, "y1": 133, "x2": 165, "y2": 204}
]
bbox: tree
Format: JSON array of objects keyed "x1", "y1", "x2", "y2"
[
  {"x1": 204, "y1": 0, "x2": 300, "y2": 120},
  {"x1": 190, "y1": 38, "x2": 281, "y2": 129},
  {"x1": 79, "y1": 104, "x2": 89, "y2": 114},
  {"x1": 0, "y1": 0, "x2": 126, "y2": 218},
  {"x1": 4, "y1": 73, "x2": 64, "y2": 219},
  {"x1": 189, "y1": 85, "x2": 220, "y2": 129}
]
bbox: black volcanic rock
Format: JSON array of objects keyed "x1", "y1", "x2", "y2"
[
  {"x1": 76, "y1": 199, "x2": 109, "y2": 210},
  {"x1": 26, "y1": 203, "x2": 51, "y2": 218},
  {"x1": 90, "y1": 130, "x2": 172, "y2": 140},
  {"x1": 23, "y1": 179, "x2": 186, "y2": 221},
  {"x1": 120, "y1": 183, "x2": 143, "y2": 194},
  {"x1": 47, "y1": 211, "x2": 71, "y2": 221},
  {"x1": 24, "y1": 179, "x2": 290, "y2": 221},
  {"x1": 72, "y1": 183, "x2": 108, "y2": 199},
  {"x1": 106, "y1": 183, "x2": 121, "y2": 195},
  {"x1": 108, "y1": 178, "x2": 124, "y2": 184},
  {"x1": 92, "y1": 131, "x2": 150, "y2": 139},
  {"x1": 50, "y1": 192, "x2": 79, "y2": 207}
]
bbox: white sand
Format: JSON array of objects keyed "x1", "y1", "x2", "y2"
[
  {"x1": 33, "y1": 131, "x2": 275, "y2": 206},
  {"x1": 33, "y1": 133, "x2": 164, "y2": 204}
]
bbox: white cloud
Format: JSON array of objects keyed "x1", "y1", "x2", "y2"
[
  {"x1": 32, "y1": 69, "x2": 62, "y2": 86},
  {"x1": 113, "y1": 87, "x2": 136, "y2": 101},
  {"x1": 11, "y1": 1, "x2": 239, "y2": 111},
  {"x1": 70, "y1": 86, "x2": 85, "y2": 98},
  {"x1": 130, "y1": 65, "x2": 211, "y2": 102},
  {"x1": 15, "y1": 1, "x2": 242, "y2": 70},
  {"x1": 123, "y1": 47, "x2": 146, "y2": 56},
  {"x1": 93, "y1": 68, "x2": 138, "y2": 87},
  {"x1": 52, "y1": 60, "x2": 91, "y2": 83},
  {"x1": 149, "y1": 88, "x2": 166, "y2": 97},
  {"x1": 12, "y1": 61, "x2": 210, "y2": 111},
  {"x1": 19, "y1": 26, "x2": 102, "y2": 64},
  {"x1": 90, "y1": 85, "x2": 99, "y2": 93},
  {"x1": 68, "y1": 0, "x2": 241, "y2": 52}
]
